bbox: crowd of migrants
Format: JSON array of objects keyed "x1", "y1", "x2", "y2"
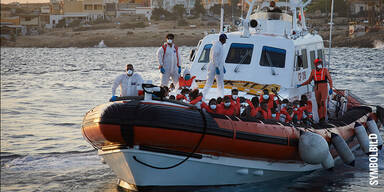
[{"x1": 162, "y1": 81, "x2": 314, "y2": 126}]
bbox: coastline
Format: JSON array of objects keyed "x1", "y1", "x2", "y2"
[{"x1": 1, "y1": 21, "x2": 383, "y2": 48}]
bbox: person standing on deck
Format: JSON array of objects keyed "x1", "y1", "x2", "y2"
[
  {"x1": 157, "y1": 33, "x2": 182, "y2": 87},
  {"x1": 110, "y1": 64, "x2": 143, "y2": 101},
  {"x1": 202, "y1": 34, "x2": 227, "y2": 98},
  {"x1": 297, "y1": 59, "x2": 333, "y2": 123}
]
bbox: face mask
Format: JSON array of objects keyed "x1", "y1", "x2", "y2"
[
  {"x1": 272, "y1": 114, "x2": 276, "y2": 118},
  {"x1": 127, "y1": 70, "x2": 133, "y2": 76},
  {"x1": 274, "y1": 96, "x2": 278, "y2": 101},
  {"x1": 167, "y1": 39, "x2": 173, "y2": 44},
  {"x1": 224, "y1": 102, "x2": 231, "y2": 107},
  {"x1": 210, "y1": 105, "x2": 216, "y2": 110},
  {"x1": 297, "y1": 105, "x2": 300, "y2": 108},
  {"x1": 317, "y1": 64, "x2": 322, "y2": 69},
  {"x1": 281, "y1": 104, "x2": 286, "y2": 108},
  {"x1": 263, "y1": 95, "x2": 269, "y2": 100},
  {"x1": 185, "y1": 95, "x2": 190, "y2": 100},
  {"x1": 232, "y1": 95, "x2": 238, "y2": 100},
  {"x1": 294, "y1": 108, "x2": 298, "y2": 111},
  {"x1": 185, "y1": 75, "x2": 191, "y2": 80}
]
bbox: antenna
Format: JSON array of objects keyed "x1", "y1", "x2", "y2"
[
  {"x1": 220, "y1": 0, "x2": 224, "y2": 33},
  {"x1": 328, "y1": 0, "x2": 335, "y2": 68}
]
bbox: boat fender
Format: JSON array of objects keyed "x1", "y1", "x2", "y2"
[
  {"x1": 366, "y1": 117, "x2": 383, "y2": 150},
  {"x1": 331, "y1": 133, "x2": 355, "y2": 166},
  {"x1": 299, "y1": 131, "x2": 330, "y2": 164},
  {"x1": 321, "y1": 151, "x2": 335, "y2": 170},
  {"x1": 354, "y1": 122, "x2": 370, "y2": 154}
]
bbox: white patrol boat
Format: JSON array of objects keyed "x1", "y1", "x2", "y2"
[{"x1": 81, "y1": 0, "x2": 383, "y2": 190}]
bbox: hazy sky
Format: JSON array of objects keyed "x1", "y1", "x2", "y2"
[{"x1": 1, "y1": 0, "x2": 50, "y2": 4}]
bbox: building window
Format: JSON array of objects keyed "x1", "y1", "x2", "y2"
[
  {"x1": 198, "y1": 44, "x2": 212, "y2": 63},
  {"x1": 84, "y1": 5, "x2": 93, "y2": 10},
  {"x1": 225, "y1": 43, "x2": 253, "y2": 64},
  {"x1": 260, "y1": 46, "x2": 286, "y2": 68},
  {"x1": 94, "y1": 4, "x2": 102, "y2": 10}
]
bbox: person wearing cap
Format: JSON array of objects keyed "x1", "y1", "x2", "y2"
[
  {"x1": 297, "y1": 58, "x2": 333, "y2": 123},
  {"x1": 110, "y1": 64, "x2": 143, "y2": 101},
  {"x1": 202, "y1": 34, "x2": 228, "y2": 98},
  {"x1": 157, "y1": 33, "x2": 182, "y2": 87},
  {"x1": 178, "y1": 68, "x2": 196, "y2": 90},
  {"x1": 267, "y1": 1, "x2": 282, "y2": 13}
]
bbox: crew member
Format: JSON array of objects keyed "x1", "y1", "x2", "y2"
[
  {"x1": 110, "y1": 64, "x2": 143, "y2": 101},
  {"x1": 179, "y1": 68, "x2": 196, "y2": 90},
  {"x1": 267, "y1": 1, "x2": 282, "y2": 13},
  {"x1": 157, "y1": 33, "x2": 181, "y2": 87},
  {"x1": 298, "y1": 59, "x2": 333, "y2": 123},
  {"x1": 202, "y1": 34, "x2": 228, "y2": 98}
]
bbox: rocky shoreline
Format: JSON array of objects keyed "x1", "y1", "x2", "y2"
[{"x1": 1, "y1": 21, "x2": 383, "y2": 48}]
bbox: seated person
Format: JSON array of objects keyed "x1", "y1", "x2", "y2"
[
  {"x1": 226, "y1": 88, "x2": 241, "y2": 116},
  {"x1": 179, "y1": 68, "x2": 196, "y2": 90},
  {"x1": 259, "y1": 89, "x2": 275, "y2": 110},
  {"x1": 292, "y1": 100, "x2": 302, "y2": 124},
  {"x1": 189, "y1": 89, "x2": 203, "y2": 109},
  {"x1": 271, "y1": 107, "x2": 280, "y2": 121},
  {"x1": 176, "y1": 88, "x2": 190, "y2": 101},
  {"x1": 259, "y1": 101, "x2": 272, "y2": 120},
  {"x1": 246, "y1": 96, "x2": 261, "y2": 118},
  {"x1": 300, "y1": 95, "x2": 313, "y2": 118},
  {"x1": 201, "y1": 98, "x2": 218, "y2": 114},
  {"x1": 217, "y1": 97, "x2": 223, "y2": 104},
  {"x1": 267, "y1": 1, "x2": 282, "y2": 13},
  {"x1": 217, "y1": 96, "x2": 236, "y2": 116}
]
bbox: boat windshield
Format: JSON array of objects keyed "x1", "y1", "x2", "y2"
[{"x1": 251, "y1": 12, "x2": 292, "y2": 22}]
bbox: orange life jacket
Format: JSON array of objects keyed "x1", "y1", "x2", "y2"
[
  {"x1": 162, "y1": 44, "x2": 180, "y2": 67},
  {"x1": 179, "y1": 76, "x2": 196, "y2": 88},
  {"x1": 314, "y1": 68, "x2": 327, "y2": 83}
]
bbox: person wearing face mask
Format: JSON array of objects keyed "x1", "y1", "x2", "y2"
[
  {"x1": 271, "y1": 108, "x2": 280, "y2": 121},
  {"x1": 201, "y1": 98, "x2": 218, "y2": 114},
  {"x1": 217, "y1": 96, "x2": 235, "y2": 116},
  {"x1": 246, "y1": 96, "x2": 261, "y2": 118},
  {"x1": 259, "y1": 101, "x2": 272, "y2": 120},
  {"x1": 292, "y1": 100, "x2": 303, "y2": 123},
  {"x1": 189, "y1": 89, "x2": 203, "y2": 109},
  {"x1": 110, "y1": 64, "x2": 143, "y2": 101},
  {"x1": 176, "y1": 88, "x2": 190, "y2": 102},
  {"x1": 202, "y1": 34, "x2": 228, "y2": 98},
  {"x1": 157, "y1": 33, "x2": 182, "y2": 87},
  {"x1": 297, "y1": 58, "x2": 333, "y2": 123},
  {"x1": 300, "y1": 94, "x2": 313, "y2": 119},
  {"x1": 279, "y1": 99, "x2": 291, "y2": 122},
  {"x1": 178, "y1": 68, "x2": 196, "y2": 90},
  {"x1": 225, "y1": 88, "x2": 241, "y2": 115},
  {"x1": 259, "y1": 89, "x2": 275, "y2": 110}
]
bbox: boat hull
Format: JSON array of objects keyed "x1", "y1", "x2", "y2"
[{"x1": 100, "y1": 148, "x2": 323, "y2": 188}]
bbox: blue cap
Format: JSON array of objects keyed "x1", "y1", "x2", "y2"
[{"x1": 219, "y1": 34, "x2": 228, "y2": 40}]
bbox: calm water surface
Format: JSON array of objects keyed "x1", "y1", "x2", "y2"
[{"x1": 1, "y1": 47, "x2": 383, "y2": 192}]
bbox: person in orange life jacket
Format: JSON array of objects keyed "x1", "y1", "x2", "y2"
[
  {"x1": 259, "y1": 89, "x2": 275, "y2": 110},
  {"x1": 216, "y1": 97, "x2": 223, "y2": 104},
  {"x1": 217, "y1": 96, "x2": 236, "y2": 116},
  {"x1": 292, "y1": 100, "x2": 303, "y2": 124},
  {"x1": 286, "y1": 107, "x2": 294, "y2": 123},
  {"x1": 271, "y1": 108, "x2": 280, "y2": 121},
  {"x1": 246, "y1": 96, "x2": 261, "y2": 118},
  {"x1": 259, "y1": 101, "x2": 272, "y2": 120},
  {"x1": 225, "y1": 88, "x2": 241, "y2": 116},
  {"x1": 189, "y1": 89, "x2": 203, "y2": 109},
  {"x1": 201, "y1": 98, "x2": 218, "y2": 114},
  {"x1": 176, "y1": 88, "x2": 190, "y2": 101},
  {"x1": 179, "y1": 68, "x2": 196, "y2": 90},
  {"x1": 110, "y1": 64, "x2": 143, "y2": 102},
  {"x1": 279, "y1": 99, "x2": 292, "y2": 122},
  {"x1": 300, "y1": 95, "x2": 313, "y2": 119},
  {"x1": 297, "y1": 58, "x2": 333, "y2": 123},
  {"x1": 157, "y1": 33, "x2": 182, "y2": 87}
]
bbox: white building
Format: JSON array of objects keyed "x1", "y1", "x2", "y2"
[{"x1": 152, "y1": 0, "x2": 196, "y2": 14}]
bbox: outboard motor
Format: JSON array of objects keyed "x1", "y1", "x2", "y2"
[
  {"x1": 299, "y1": 131, "x2": 334, "y2": 169},
  {"x1": 366, "y1": 117, "x2": 383, "y2": 150},
  {"x1": 331, "y1": 133, "x2": 355, "y2": 166},
  {"x1": 354, "y1": 122, "x2": 370, "y2": 154}
]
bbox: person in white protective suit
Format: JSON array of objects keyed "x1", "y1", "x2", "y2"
[
  {"x1": 157, "y1": 33, "x2": 182, "y2": 87},
  {"x1": 110, "y1": 64, "x2": 143, "y2": 101},
  {"x1": 202, "y1": 34, "x2": 228, "y2": 98}
]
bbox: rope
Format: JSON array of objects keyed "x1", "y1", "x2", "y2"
[{"x1": 132, "y1": 108, "x2": 208, "y2": 169}]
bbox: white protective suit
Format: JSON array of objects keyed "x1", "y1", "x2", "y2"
[
  {"x1": 157, "y1": 43, "x2": 181, "y2": 87},
  {"x1": 202, "y1": 40, "x2": 225, "y2": 97},
  {"x1": 112, "y1": 73, "x2": 143, "y2": 97}
]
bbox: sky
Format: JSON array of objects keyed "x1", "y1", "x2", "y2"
[{"x1": 1, "y1": 0, "x2": 50, "y2": 4}]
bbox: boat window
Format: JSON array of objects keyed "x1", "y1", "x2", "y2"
[
  {"x1": 260, "y1": 46, "x2": 286, "y2": 68},
  {"x1": 295, "y1": 52, "x2": 304, "y2": 71},
  {"x1": 301, "y1": 49, "x2": 308, "y2": 69},
  {"x1": 198, "y1": 44, "x2": 212, "y2": 63},
  {"x1": 225, "y1": 43, "x2": 253, "y2": 64},
  {"x1": 310, "y1": 50, "x2": 316, "y2": 69},
  {"x1": 317, "y1": 49, "x2": 324, "y2": 61}
]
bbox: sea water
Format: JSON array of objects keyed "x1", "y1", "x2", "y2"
[{"x1": 1, "y1": 47, "x2": 383, "y2": 192}]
